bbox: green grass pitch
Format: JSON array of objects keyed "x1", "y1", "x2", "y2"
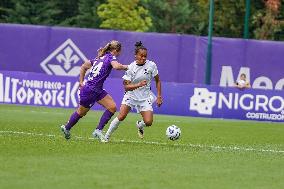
[{"x1": 0, "y1": 104, "x2": 283, "y2": 189}]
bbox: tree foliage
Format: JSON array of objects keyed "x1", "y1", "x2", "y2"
[
  {"x1": 0, "y1": 0, "x2": 283, "y2": 41},
  {"x1": 141, "y1": 0, "x2": 195, "y2": 34},
  {"x1": 1, "y1": 0, "x2": 61, "y2": 25},
  {"x1": 59, "y1": 0, "x2": 103, "y2": 28},
  {"x1": 97, "y1": 0, "x2": 152, "y2": 32},
  {"x1": 72, "y1": 0, "x2": 103, "y2": 28},
  {"x1": 212, "y1": 0, "x2": 246, "y2": 38},
  {"x1": 252, "y1": 0, "x2": 283, "y2": 40},
  {"x1": 0, "y1": 0, "x2": 13, "y2": 23}
]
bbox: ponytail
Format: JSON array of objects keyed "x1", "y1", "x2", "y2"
[
  {"x1": 97, "y1": 40, "x2": 121, "y2": 58},
  {"x1": 97, "y1": 43, "x2": 111, "y2": 58}
]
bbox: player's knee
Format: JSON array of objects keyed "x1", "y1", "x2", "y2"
[
  {"x1": 144, "y1": 120, "x2": 153, "y2": 126},
  {"x1": 117, "y1": 114, "x2": 126, "y2": 121},
  {"x1": 77, "y1": 110, "x2": 87, "y2": 117},
  {"x1": 108, "y1": 104, "x2": 117, "y2": 113}
]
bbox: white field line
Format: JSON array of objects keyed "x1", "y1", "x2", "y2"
[
  {"x1": 0, "y1": 130, "x2": 284, "y2": 154},
  {"x1": 0, "y1": 109, "x2": 65, "y2": 115}
]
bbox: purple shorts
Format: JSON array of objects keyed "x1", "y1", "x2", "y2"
[{"x1": 79, "y1": 86, "x2": 108, "y2": 108}]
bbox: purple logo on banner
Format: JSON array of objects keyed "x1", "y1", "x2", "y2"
[{"x1": 40, "y1": 39, "x2": 87, "y2": 77}]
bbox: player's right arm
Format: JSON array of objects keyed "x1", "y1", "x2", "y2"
[
  {"x1": 123, "y1": 80, "x2": 147, "y2": 91},
  {"x1": 111, "y1": 61, "x2": 128, "y2": 70},
  {"x1": 79, "y1": 60, "x2": 92, "y2": 87}
]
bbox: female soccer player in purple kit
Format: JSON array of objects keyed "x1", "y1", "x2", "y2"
[{"x1": 60, "y1": 40, "x2": 128, "y2": 141}]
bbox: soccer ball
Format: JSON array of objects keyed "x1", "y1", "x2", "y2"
[{"x1": 166, "y1": 125, "x2": 181, "y2": 141}]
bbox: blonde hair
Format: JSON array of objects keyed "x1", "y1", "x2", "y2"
[{"x1": 97, "y1": 40, "x2": 122, "y2": 58}]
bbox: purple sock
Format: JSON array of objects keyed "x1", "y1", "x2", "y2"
[
  {"x1": 96, "y1": 110, "x2": 114, "y2": 130},
  {"x1": 65, "y1": 112, "x2": 82, "y2": 130}
]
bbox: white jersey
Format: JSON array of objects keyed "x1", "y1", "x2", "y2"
[{"x1": 122, "y1": 60, "x2": 158, "y2": 101}]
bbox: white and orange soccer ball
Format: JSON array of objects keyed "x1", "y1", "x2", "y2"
[{"x1": 166, "y1": 125, "x2": 181, "y2": 141}]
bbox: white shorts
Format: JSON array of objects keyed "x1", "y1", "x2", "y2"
[{"x1": 121, "y1": 94, "x2": 156, "y2": 113}]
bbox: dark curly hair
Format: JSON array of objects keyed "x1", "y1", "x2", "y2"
[{"x1": 135, "y1": 41, "x2": 147, "y2": 55}]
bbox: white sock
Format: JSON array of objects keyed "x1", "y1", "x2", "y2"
[
  {"x1": 137, "y1": 120, "x2": 146, "y2": 129},
  {"x1": 105, "y1": 117, "x2": 121, "y2": 139}
]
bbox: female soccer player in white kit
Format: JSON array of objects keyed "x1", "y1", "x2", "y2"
[{"x1": 104, "y1": 41, "x2": 162, "y2": 141}]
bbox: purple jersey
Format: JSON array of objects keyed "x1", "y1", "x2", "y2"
[{"x1": 85, "y1": 52, "x2": 116, "y2": 90}]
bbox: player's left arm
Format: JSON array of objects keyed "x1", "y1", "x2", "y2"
[
  {"x1": 123, "y1": 80, "x2": 147, "y2": 91},
  {"x1": 154, "y1": 74, "x2": 163, "y2": 107}
]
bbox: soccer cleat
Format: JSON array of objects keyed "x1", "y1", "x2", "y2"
[
  {"x1": 104, "y1": 136, "x2": 110, "y2": 143},
  {"x1": 104, "y1": 133, "x2": 111, "y2": 142},
  {"x1": 137, "y1": 128, "x2": 144, "y2": 139},
  {"x1": 136, "y1": 121, "x2": 144, "y2": 139},
  {"x1": 92, "y1": 129, "x2": 108, "y2": 143},
  {"x1": 60, "y1": 125, "x2": 71, "y2": 140}
]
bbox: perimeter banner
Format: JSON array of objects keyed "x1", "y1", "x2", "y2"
[
  {"x1": 1, "y1": 71, "x2": 283, "y2": 122},
  {"x1": 1, "y1": 24, "x2": 284, "y2": 90},
  {"x1": 159, "y1": 82, "x2": 284, "y2": 122},
  {"x1": 0, "y1": 71, "x2": 80, "y2": 108},
  {"x1": 0, "y1": 71, "x2": 125, "y2": 110}
]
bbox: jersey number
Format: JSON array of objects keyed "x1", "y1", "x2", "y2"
[{"x1": 88, "y1": 61, "x2": 103, "y2": 80}]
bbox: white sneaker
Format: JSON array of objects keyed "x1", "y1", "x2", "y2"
[
  {"x1": 60, "y1": 125, "x2": 71, "y2": 140},
  {"x1": 136, "y1": 121, "x2": 144, "y2": 139},
  {"x1": 92, "y1": 129, "x2": 108, "y2": 143}
]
